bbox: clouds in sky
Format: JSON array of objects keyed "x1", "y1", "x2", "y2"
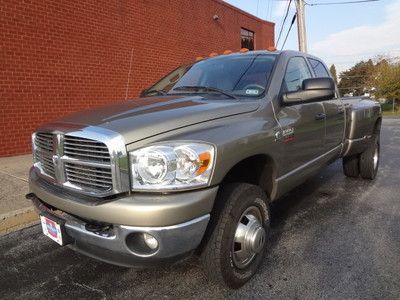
[
  {"x1": 310, "y1": 0, "x2": 400, "y2": 72},
  {"x1": 273, "y1": 1, "x2": 296, "y2": 18},
  {"x1": 273, "y1": 1, "x2": 289, "y2": 17}
]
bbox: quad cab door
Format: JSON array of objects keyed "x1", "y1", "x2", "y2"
[
  {"x1": 275, "y1": 56, "x2": 326, "y2": 176},
  {"x1": 307, "y1": 58, "x2": 345, "y2": 153}
]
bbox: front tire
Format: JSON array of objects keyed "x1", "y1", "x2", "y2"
[{"x1": 200, "y1": 183, "x2": 270, "y2": 289}]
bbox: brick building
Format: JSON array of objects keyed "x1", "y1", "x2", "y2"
[{"x1": 0, "y1": 0, "x2": 274, "y2": 156}]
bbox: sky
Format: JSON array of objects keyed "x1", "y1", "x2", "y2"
[{"x1": 224, "y1": 0, "x2": 400, "y2": 73}]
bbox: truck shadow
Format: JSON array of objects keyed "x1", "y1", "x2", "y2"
[{"x1": 269, "y1": 162, "x2": 340, "y2": 231}]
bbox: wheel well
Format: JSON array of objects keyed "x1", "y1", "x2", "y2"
[
  {"x1": 196, "y1": 155, "x2": 276, "y2": 255},
  {"x1": 374, "y1": 117, "x2": 382, "y2": 135},
  {"x1": 221, "y1": 154, "x2": 276, "y2": 199}
]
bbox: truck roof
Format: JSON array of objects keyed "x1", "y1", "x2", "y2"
[
  {"x1": 201, "y1": 49, "x2": 319, "y2": 59},
  {"x1": 205, "y1": 49, "x2": 325, "y2": 65}
]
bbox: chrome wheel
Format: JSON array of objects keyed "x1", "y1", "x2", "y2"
[
  {"x1": 232, "y1": 205, "x2": 266, "y2": 269},
  {"x1": 373, "y1": 144, "x2": 379, "y2": 171}
]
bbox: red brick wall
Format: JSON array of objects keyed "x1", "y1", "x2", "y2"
[{"x1": 0, "y1": 0, "x2": 274, "y2": 156}]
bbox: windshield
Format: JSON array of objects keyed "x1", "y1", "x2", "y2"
[{"x1": 144, "y1": 54, "x2": 277, "y2": 98}]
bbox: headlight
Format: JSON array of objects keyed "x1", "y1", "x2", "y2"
[{"x1": 129, "y1": 142, "x2": 215, "y2": 191}]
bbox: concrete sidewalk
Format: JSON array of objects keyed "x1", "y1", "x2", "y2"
[{"x1": 0, "y1": 155, "x2": 38, "y2": 234}]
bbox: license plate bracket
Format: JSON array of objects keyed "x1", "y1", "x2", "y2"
[{"x1": 40, "y1": 212, "x2": 72, "y2": 246}]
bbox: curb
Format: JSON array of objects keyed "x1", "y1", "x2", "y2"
[{"x1": 0, "y1": 207, "x2": 39, "y2": 235}]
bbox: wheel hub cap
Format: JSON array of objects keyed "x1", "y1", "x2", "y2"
[
  {"x1": 249, "y1": 226, "x2": 266, "y2": 253},
  {"x1": 232, "y1": 206, "x2": 266, "y2": 269},
  {"x1": 373, "y1": 145, "x2": 379, "y2": 170}
]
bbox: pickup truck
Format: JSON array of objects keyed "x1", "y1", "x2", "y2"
[{"x1": 27, "y1": 50, "x2": 382, "y2": 288}]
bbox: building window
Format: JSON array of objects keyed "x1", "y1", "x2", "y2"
[{"x1": 241, "y1": 28, "x2": 254, "y2": 50}]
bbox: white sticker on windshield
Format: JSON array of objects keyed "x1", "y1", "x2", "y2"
[{"x1": 245, "y1": 89, "x2": 259, "y2": 95}]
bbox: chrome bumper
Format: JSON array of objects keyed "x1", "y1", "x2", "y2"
[
  {"x1": 29, "y1": 167, "x2": 218, "y2": 226},
  {"x1": 29, "y1": 194, "x2": 210, "y2": 267}
]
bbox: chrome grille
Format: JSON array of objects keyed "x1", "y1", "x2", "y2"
[
  {"x1": 64, "y1": 136, "x2": 110, "y2": 163},
  {"x1": 63, "y1": 135, "x2": 112, "y2": 192},
  {"x1": 34, "y1": 132, "x2": 115, "y2": 195},
  {"x1": 35, "y1": 132, "x2": 53, "y2": 152},
  {"x1": 34, "y1": 133, "x2": 55, "y2": 177},
  {"x1": 65, "y1": 162, "x2": 113, "y2": 192}
]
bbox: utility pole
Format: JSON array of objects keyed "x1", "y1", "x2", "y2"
[{"x1": 295, "y1": 0, "x2": 307, "y2": 53}]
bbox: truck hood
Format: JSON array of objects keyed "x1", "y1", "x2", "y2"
[{"x1": 56, "y1": 95, "x2": 260, "y2": 144}]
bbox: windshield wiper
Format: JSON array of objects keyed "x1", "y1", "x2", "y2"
[
  {"x1": 172, "y1": 86, "x2": 238, "y2": 99},
  {"x1": 143, "y1": 89, "x2": 168, "y2": 96}
]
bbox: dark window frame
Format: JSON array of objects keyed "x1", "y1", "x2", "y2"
[{"x1": 241, "y1": 27, "x2": 255, "y2": 50}]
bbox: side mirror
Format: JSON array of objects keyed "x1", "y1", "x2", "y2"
[
  {"x1": 282, "y1": 77, "x2": 335, "y2": 105},
  {"x1": 140, "y1": 88, "x2": 148, "y2": 97}
]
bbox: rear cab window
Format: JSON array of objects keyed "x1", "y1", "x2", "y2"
[
  {"x1": 308, "y1": 57, "x2": 338, "y2": 98},
  {"x1": 283, "y1": 56, "x2": 313, "y2": 93},
  {"x1": 308, "y1": 58, "x2": 330, "y2": 78}
]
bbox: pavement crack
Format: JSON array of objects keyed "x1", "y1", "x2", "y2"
[
  {"x1": 71, "y1": 281, "x2": 107, "y2": 299},
  {"x1": 0, "y1": 169, "x2": 28, "y2": 182}
]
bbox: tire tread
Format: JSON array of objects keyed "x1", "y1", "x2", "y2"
[
  {"x1": 360, "y1": 137, "x2": 379, "y2": 180},
  {"x1": 343, "y1": 154, "x2": 360, "y2": 178},
  {"x1": 200, "y1": 183, "x2": 268, "y2": 288}
]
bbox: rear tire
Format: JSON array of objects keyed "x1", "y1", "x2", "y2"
[
  {"x1": 200, "y1": 183, "x2": 270, "y2": 289},
  {"x1": 343, "y1": 154, "x2": 360, "y2": 178},
  {"x1": 359, "y1": 136, "x2": 380, "y2": 180}
]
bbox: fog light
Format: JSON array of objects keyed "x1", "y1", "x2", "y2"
[{"x1": 143, "y1": 233, "x2": 158, "y2": 250}]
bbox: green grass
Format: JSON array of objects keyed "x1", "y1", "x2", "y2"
[{"x1": 383, "y1": 111, "x2": 400, "y2": 118}]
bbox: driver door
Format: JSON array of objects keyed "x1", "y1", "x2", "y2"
[{"x1": 275, "y1": 56, "x2": 326, "y2": 175}]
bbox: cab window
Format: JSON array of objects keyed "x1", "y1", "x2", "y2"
[
  {"x1": 284, "y1": 56, "x2": 312, "y2": 92},
  {"x1": 145, "y1": 54, "x2": 277, "y2": 98},
  {"x1": 308, "y1": 58, "x2": 330, "y2": 77}
]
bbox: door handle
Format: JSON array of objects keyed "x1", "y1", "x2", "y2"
[{"x1": 315, "y1": 113, "x2": 326, "y2": 120}]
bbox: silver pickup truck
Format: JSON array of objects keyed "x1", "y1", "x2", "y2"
[{"x1": 27, "y1": 50, "x2": 381, "y2": 288}]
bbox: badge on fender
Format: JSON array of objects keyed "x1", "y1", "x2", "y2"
[{"x1": 282, "y1": 127, "x2": 295, "y2": 143}]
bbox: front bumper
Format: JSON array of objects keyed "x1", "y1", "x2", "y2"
[
  {"x1": 29, "y1": 194, "x2": 210, "y2": 267},
  {"x1": 28, "y1": 167, "x2": 218, "y2": 267},
  {"x1": 29, "y1": 167, "x2": 218, "y2": 226}
]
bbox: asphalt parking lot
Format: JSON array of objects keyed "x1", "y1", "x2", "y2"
[{"x1": 1, "y1": 119, "x2": 399, "y2": 300}]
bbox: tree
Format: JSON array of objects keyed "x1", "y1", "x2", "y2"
[
  {"x1": 373, "y1": 58, "x2": 400, "y2": 105},
  {"x1": 329, "y1": 64, "x2": 338, "y2": 85},
  {"x1": 337, "y1": 56, "x2": 400, "y2": 105},
  {"x1": 338, "y1": 59, "x2": 375, "y2": 96}
]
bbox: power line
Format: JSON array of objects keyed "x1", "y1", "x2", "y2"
[
  {"x1": 322, "y1": 49, "x2": 400, "y2": 59},
  {"x1": 265, "y1": 0, "x2": 272, "y2": 20},
  {"x1": 340, "y1": 75, "x2": 374, "y2": 78},
  {"x1": 276, "y1": 0, "x2": 293, "y2": 47},
  {"x1": 269, "y1": 0, "x2": 273, "y2": 19},
  {"x1": 281, "y1": 13, "x2": 297, "y2": 49},
  {"x1": 305, "y1": 0, "x2": 380, "y2": 6},
  {"x1": 337, "y1": 86, "x2": 374, "y2": 89}
]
